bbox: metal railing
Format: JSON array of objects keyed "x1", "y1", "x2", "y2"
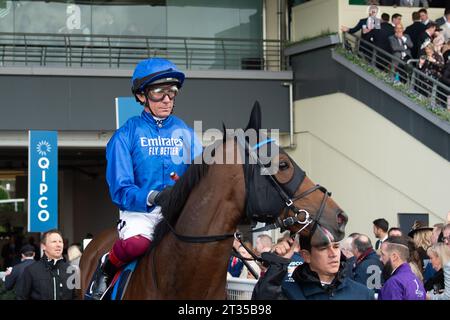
[
  {"x1": 0, "y1": 32, "x2": 285, "y2": 71},
  {"x1": 341, "y1": 32, "x2": 450, "y2": 110},
  {"x1": 226, "y1": 277, "x2": 257, "y2": 300}
]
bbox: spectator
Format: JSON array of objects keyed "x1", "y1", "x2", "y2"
[
  {"x1": 252, "y1": 236, "x2": 374, "y2": 300},
  {"x1": 15, "y1": 229, "x2": 75, "y2": 300},
  {"x1": 227, "y1": 238, "x2": 244, "y2": 278},
  {"x1": 405, "y1": 11, "x2": 427, "y2": 58},
  {"x1": 378, "y1": 236, "x2": 426, "y2": 300},
  {"x1": 433, "y1": 27, "x2": 445, "y2": 56},
  {"x1": 389, "y1": 23, "x2": 413, "y2": 62},
  {"x1": 388, "y1": 227, "x2": 403, "y2": 237},
  {"x1": 340, "y1": 236, "x2": 355, "y2": 260},
  {"x1": 255, "y1": 234, "x2": 273, "y2": 277},
  {"x1": 426, "y1": 243, "x2": 450, "y2": 300},
  {"x1": 391, "y1": 13, "x2": 403, "y2": 28},
  {"x1": 3, "y1": 245, "x2": 35, "y2": 292},
  {"x1": 439, "y1": 9, "x2": 450, "y2": 42},
  {"x1": 237, "y1": 242, "x2": 261, "y2": 280},
  {"x1": 422, "y1": 43, "x2": 445, "y2": 76},
  {"x1": 435, "y1": 7, "x2": 450, "y2": 27},
  {"x1": 373, "y1": 218, "x2": 389, "y2": 250},
  {"x1": 419, "y1": 8, "x2": 432, "y2": 25},
  {"x1": 26, "y1": 235, "x2": 40, "y2": 261},
  {"x1": 424, "y1": 243, "x2": 446, "y2": 295},
  {"x1": 373, "y1": 13, "x2": 395, "y2": 70},
  {"x1": 418, "y1": 43, "x2": 445, "y2": 96},
  {"x1": 418, "y1": 21, "x2": 439, "y2": 57},
  {"x1": 341, "y1": 5, "x2": 381, "y2": 59},
  {"x1": 408, "y1": 220, "x2": 435, "y2": 281},
  {"x1": 255, "y1": 234, "x2": 273, "y2": 255},
  {"x1": 406, "y1": 236, "x2": 424, "y2": 282},
  {"x1": 351, "y1": 234, "x2": 384, "y2": 291},
  {"x1": 340, "y1": 233, "x2": 359, "y2": 277}
]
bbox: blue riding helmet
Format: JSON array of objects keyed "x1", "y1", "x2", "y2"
[{"x1": 131, "y1": 58, "x2": 185, "y2": 95}]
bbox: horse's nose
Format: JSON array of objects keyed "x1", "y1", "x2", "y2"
[{"x1": 336, "y1": 211, "x2": 348, "y2": 227}]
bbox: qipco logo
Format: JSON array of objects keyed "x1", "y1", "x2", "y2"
[{"x1": 36, "y1": 141, "x2": 52, "y2": 222}]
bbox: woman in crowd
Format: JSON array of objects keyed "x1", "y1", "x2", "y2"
[
  {"x1": 425, "y1": 243, "x2": 445, "y2": 295},
  {"x1": 426, "y1": 243, "x2": 450, "y2": 300}
]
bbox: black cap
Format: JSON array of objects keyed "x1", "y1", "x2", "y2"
[
  {"x1": 408, "y1": 220, "x2": 433, "y2": 238},
  {"x1": 20, "y1": 244, "x2": 35, "y2": 255}
]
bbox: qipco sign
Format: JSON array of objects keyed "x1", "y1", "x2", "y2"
[{"x1": 28, "y1": 131, "x2": 58, "y2": 232}]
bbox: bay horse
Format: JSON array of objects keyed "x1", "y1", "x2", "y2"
[{"x1": 79, "y1": 103, "x2": 348, "y2": 299}]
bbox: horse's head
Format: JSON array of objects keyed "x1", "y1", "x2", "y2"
[{"x1": 239, "y1": 102, "x2": 348, "y2": 247}]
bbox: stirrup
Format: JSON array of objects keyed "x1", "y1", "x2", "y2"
[{"x1": 91, "y1": 254, "x2": 116, "y2": 300}]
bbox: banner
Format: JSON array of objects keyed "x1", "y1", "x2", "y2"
[
  {"x1": 115, "y1": 97, "x2": 142, "y2": 129},
  {"x1": 28, "y1": 130, "x2": 58, "y2": 232}
]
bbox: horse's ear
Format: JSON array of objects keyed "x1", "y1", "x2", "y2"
[{"x1": 245, "y1": 101, "x2": 262, "y2": 131}]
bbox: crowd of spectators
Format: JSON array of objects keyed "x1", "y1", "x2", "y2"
[
  {"x1": 229, "y1": 213, "x2": 450, "y2": 300},
  {"x1": 350, "y1": 0, "x2": 449, "y2": 8},
  {"x1": 342, "y1": 5, "x2": 450, "y2": 109}
]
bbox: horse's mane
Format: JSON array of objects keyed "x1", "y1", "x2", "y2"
[{"x1": 149, "y1": 158, "x2": 210, "y2": 250}]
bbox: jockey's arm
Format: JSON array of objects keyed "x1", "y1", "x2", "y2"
[{"x1": 106, "y1": 132, "x2": 153, "y2": 212}]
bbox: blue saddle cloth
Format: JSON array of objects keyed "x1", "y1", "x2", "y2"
[{"x1": 110, "y1": 260, "x2": 138, "y2": 300}]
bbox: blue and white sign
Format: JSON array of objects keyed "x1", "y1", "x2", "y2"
[
  {"x1": 115, "y1": 97, "x2": 142, "y2": 129},
  {"x1": 28, "y1": 131, "x2": 58, "y2": 232}
]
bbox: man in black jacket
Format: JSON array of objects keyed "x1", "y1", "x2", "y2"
[
  {"x1": 15, "y1": 229, "x2": 75, "y2": 300},
  {"x1": 252, "y1": 236, "x2": 374, "y2": 300},
  {"x1": 4, "y1": 244, "x2": 36, "y2": 292},
  {"x1": 405, "y1": 11, "x2": 427, "y2": 59},
  {"x1": 341, "y1": 5, "x2": 381, "y2": 61},
  {"x1": 373, "y1": 13, "x2": 395, "y2": 71}
]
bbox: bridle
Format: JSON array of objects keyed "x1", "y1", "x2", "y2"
[{"x1": 164, "y1": 135, "x2": 331, "y2": 244}]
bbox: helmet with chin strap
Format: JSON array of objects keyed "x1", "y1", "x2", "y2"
[{"x1": 131, "y1": 58, "x2": 185, "y2": 104}]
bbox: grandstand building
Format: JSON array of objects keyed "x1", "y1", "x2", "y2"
[{"x1": 0, "y1": 0, "x2": 448, "y2": 251}]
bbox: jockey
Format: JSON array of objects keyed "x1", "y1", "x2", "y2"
[{"x1": 91, "y1": 58, "x2": 202, "y2": 299}]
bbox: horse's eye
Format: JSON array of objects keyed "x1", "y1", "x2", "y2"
[{"x1": 279, "y1": 161, "x2": 289, "y2": 171}]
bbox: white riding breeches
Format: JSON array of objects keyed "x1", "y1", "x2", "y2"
[{"x1": 117, "y1": 206, "x2": 163, "y2": 241}]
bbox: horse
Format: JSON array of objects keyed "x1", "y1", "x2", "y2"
[{"x1": 79, "y1": 103, "x2": 348, "y2": 299}]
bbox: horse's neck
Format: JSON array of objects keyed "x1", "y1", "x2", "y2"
[
  {"x1": 155, "y1": 164, "x2": 245, "y2": 298},
  {"x1": 177, "y1": 166, "x2": 244, "y2": 235}
]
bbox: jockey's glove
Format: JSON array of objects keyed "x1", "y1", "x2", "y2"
[{"x1": 147, "y1": 187, "x2": 172, "y2": 206}]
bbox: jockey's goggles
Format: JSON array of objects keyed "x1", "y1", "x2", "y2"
[{"x1": 145, "y1": 85, "x2": 179, "y2": 102}]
